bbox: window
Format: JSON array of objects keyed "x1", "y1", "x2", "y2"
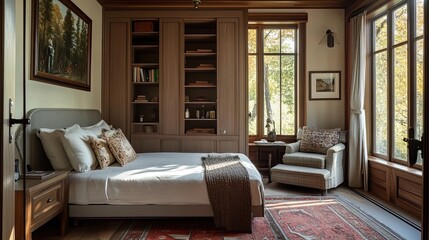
[
  {"x1": 248, "y1": 25, "x2": 298, "y2": 140},
  {"x1": 371, "y1": 0, "x2": 424, "y2": 167}
]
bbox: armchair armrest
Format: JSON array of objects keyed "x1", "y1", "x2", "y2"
[
  {"x1": 327, "y1": 143, "x2": 346, "y2": 154},
  {"x1": 325, "y1": 142, "x2": 346, "y2": 176},
  {"x1": 285, "y1": 141, "x2": 300, "y2": 153}
]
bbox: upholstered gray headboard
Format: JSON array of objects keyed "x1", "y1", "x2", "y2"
[{"x1": 24, "y1": 108, "x2": 102, "y2": 170}]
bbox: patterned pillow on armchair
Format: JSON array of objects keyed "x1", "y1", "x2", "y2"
[{"x1": 299, "y1": 126, "x2": 340, "y2": 154}]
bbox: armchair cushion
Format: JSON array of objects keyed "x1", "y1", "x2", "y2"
[
  {"x1": 283, "y1": 152, "x2": 325, "y2": 169},
  {"x1": 299, "y1": 126, "x2": 340, "y2": 154}
]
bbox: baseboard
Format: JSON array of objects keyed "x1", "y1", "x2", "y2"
[{"x1": 350, "y1": 188, "x2": 421, "y2": 231}]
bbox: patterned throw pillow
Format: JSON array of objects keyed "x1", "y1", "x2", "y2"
[
  {"x1": 299, "y1": 126, "x2": 340, "y2": 154},
  {"x1": 88, "y1": 136, "x2": 116, "y2": 169},
  {"x1": 101, "y1": 129, "x2": 137, "y2": 166}
]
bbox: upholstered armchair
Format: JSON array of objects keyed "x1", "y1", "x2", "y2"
[{"x1": 270, "y1": 127, "x2": 347, "y2": 195}]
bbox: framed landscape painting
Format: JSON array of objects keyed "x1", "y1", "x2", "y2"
[
  {"x1": 31, "y1": 0, "x2": 92, "y2": 91},
  {"x1": 309, "y1": 71, "x2": 341, "y2": 100}
]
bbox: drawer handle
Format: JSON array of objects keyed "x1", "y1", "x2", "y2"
[{"x1": 47, "y1": 198, "x2": 53, "y2": 203}]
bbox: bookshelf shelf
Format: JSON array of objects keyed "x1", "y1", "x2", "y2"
[
  {"x1": 132, "y1": 45, "x2": 159, "y2": 49},
  {"x1": 132, "y1": 31, "x2": 159, "y2": 36},
  {"x1": 184, "y1": 67, "x2": 217, "y2": 71},
  {"x1": 185, "y1": 101, "x2": 216, "y2": 104},
  {"x1": 132, "y1": 102, "x2": 159, "y2": 104},
  {"x1": 183, "y1": 19, "x2": 217, "y2": 135},
  {"x1": 185, "y1": 118, "x2": 217, "y2": 121},
  {"x1": 185, "y1": 52, "x2": 216, "y2": 57},
  {"x1": 131, "y1": 19, "x2": 160, "y2": 134},
  {"x1": 185, "y1": 85, "x2": 216, "y2": 88}
]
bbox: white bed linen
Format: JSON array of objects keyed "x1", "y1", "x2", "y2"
[{"x1": 69, "y1": 152, "x2": 264, "y2": 206}]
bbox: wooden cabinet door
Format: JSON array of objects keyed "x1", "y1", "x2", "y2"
[
  {"x1": 102, "y1": 18, "x2": 129, "y2": 136},
  {"x1": 160, "y1": 18, "x2": 182, "y2": 134},
  {"x1": 217, "y1": 18, "x2": 239, "y2": 137}
]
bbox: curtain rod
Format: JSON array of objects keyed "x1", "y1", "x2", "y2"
[{"x1": 348, "y1": 6, "x2": 367, "y2": 21}]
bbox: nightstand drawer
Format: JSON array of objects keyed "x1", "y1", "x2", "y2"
[{"x1": 31, "y1": 182, "x2": 64, "y2": 226}]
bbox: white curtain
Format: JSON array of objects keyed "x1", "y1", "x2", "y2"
[{"x1": 348, "y1": 11, "x2": 368, "y2": 190}]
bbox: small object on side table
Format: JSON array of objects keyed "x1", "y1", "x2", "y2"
[{"x1": 265, "y1": 118, "x2": 277, "y2": 142}]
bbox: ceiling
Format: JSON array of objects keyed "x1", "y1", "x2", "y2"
[{"x1": 97, "y1": 0, "x2": 359, "y2": 9}]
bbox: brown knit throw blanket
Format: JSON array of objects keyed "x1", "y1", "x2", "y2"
[{"x1": 202, "y1": 154, "x2": 252, "y2": 233}]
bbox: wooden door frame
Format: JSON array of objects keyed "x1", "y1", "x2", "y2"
[
  {"x1": 0, "y1": 0, "x2": 5, "y2": 236},
  {"x1": 422, "y1": 0, "x2": 429, "y2": 238}
]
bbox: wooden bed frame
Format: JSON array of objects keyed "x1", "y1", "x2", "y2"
[{"x1": 25, "y1": 108, "x2": 264, "y2": 218}]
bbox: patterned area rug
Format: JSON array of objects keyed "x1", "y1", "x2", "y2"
[{"x1": 115, "y1": 195, "x2": 404, "y2": 240}]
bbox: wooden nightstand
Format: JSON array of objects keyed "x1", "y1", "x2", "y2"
[
  {"x1": 249, "y1": 143, "x2": 286, "y2": 183},
  {"x1": 15, "y1": 171, "x2": 69, "y2": 240}
]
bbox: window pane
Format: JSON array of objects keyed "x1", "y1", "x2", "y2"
[
  {"x1": 263, "y1": 55, "x2": 280, "y2": 135},
  {"x1": 374, "y1": 51, "x2": 388, "y2": 155},
  {"x1": 416, "y1": 0, "x2": 424, "y2": 37},
  {"x1": 280, "y1": 55, "x2": 295, "y2": 135},
  {"x1": 374, "y1": 15, "x2": 388, "y2": 51},
  {"x1": 281, "y1": 29, "x2": 295, "y2": 53},
  {"x1": 248, "y1": 55, "x2": 257, "y2": 135},
  {"x1": 393, "y1": 45, "x2": 408, "y2": 161},
  {"x1": 416, "y1": 39, "x2": 424, "y2": 164},
  {"x1": 248, "y1": 29, "x2": 257, "y2": 54},
  {"x1": 263, "y1": 29, "x2": 280, "y2": 53},
  {"x1": 393, "y1": 5, "x2": 408, "y2": 45}
]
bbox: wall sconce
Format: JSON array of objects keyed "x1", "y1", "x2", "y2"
[
  {"x1": 192, "y1": 0, "x2": 201, "y2": 9},
  {"x1": 319, "y1": 29, "x2": 335, "y2": 48}
]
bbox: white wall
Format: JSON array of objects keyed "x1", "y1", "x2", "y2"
[
  {"x1": 15, "y1": 0, "x2": 102, "y2": 118},
  {"x1": 249, "y1": 9, "x2": 346, "y2": 130}
]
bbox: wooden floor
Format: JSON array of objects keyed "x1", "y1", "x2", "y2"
[
  {"x1": 33, "y1": 218, "x2": 125, "y2": 240},
  {"x1": 31, "y1": 181, "x2": 421, "y2": 240}
]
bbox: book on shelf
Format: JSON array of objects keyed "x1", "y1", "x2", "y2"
[
  {"x1": 134, "y1": 95, "x2": 148, "y2": 102},
  {"x1": 132, "y1": 67, "x2": 159, "y2": 83},
  {"x1": 134, "y1": 21, "x2": 154, "y2": 32},
  {"x1": 189, "y1": 80, "x2": 213, "y2": 86},
  {"x1": 196, "y1": 49, "x2": 212, "y2": 53},
  {"x1": 186, "y1": 128, "x2": 216, "y2": 134},
  {"x1": 185, "y1": 49, "x2": 213, "y2": 53},
  {"x1": 196, "y1": 63, "x2": 214, "y2": 68},
  {"x1": 24, "y1": 170, "x2": 55, "y2": 179}
]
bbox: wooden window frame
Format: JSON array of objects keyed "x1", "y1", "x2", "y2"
[
  {"x1": 370, "y1": 0, "x2": 423, "y2": 169},
  {"x1": 248, "y1": 13, "x2": 307, "y2": 143}
]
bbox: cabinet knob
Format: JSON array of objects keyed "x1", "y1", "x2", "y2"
[
  {"x1": 223, "y1": 130, "x2": 227, "y2": 134},
  {"x1": 47, "y1": 198, "x2": 53, "y2": 203}
]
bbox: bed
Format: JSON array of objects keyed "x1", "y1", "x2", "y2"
[{"x1": 24, "y1": 108, "x2": 265, "y2": 219}]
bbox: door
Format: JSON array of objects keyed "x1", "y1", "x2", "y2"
[{"x1": 2, "y1": 0, "x2": 16, "y2": 239}]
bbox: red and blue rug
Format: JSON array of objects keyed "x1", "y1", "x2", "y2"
[{"x1": 115, "y1": 195, "x2": 404, "y2": 239}]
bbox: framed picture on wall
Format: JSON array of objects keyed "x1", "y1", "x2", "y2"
[
  {"x1": 31, "y1": 0, "x2": 92, "y2": 91},
  {"x1": 309, "y1": 71, "x2": 341, "y2": 100}
]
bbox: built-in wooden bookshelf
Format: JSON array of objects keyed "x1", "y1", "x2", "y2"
[
  {"x1": 184, "y1": 19, "x2": 217, "y2": 135},
  {"x1": 131, "y1": 19, "x2": 159, "y2": 134},
  {"x1": 103, "y1": 11, "x2": 245, "y2": 153}
]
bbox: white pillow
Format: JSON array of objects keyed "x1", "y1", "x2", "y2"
[
  {"x1": 81, "y1": 120, "x2": 111, "y2": 136},
  {"x1": 60, "y1": 126, "x2": 98, "y2": 172},
  {"x1": 37, "y1": 124, "x2": 79, "y2": 171}
]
